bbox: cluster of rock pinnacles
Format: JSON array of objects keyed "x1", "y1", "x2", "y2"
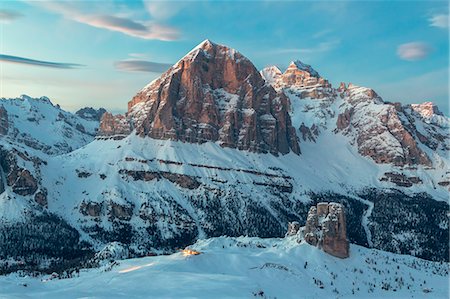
[{"x1": 287, "y1": 202, "x2": 349, "y2": 258}]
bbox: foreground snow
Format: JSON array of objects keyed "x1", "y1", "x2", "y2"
[{"x1": 1, "y1": 237, "x2": 447, "y2": 299}]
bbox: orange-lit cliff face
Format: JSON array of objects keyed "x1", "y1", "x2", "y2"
[{"x1": 122, "y1": 39, "x2": 300, "y2": 155}]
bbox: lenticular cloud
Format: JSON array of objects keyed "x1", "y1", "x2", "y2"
[{"x1": 397, "y1": 42, "x2": 430, "y2": 61}]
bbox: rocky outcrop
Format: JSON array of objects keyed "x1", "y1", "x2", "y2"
[
  {"x1": 75, "y1": 107, "x2": 107, "y2": 121},
  {"x1": 126, "y1": 40, "x2": 300, "y2": 155},
  {"x1": 0, "y1": 105, "x2": 9, "y2": 135},
  {"x1": 380, "y1": 172, "x2": 422, "y2": 187},
  {"x1": 403, "y1": 103, "x2": 449, "y2": 153},
  {"x1": 10, "y1": 169, "x2": 38, "y2": 196},
  {"x1": 286, "y1": 221, "x2": 300, "y2": 237},
  {"x1": 0, "y1": 150, "x2": 39, "y2": 197},
  {"x1": 337, "y1": 82, "x2": 347, "y2": 92},
  {"x1": 290, "y1": 202, "x2": 349, "y2": 258},
  {"x1": 357, "y1": 105, "x2": 432, "y2": 166},
  {"x1": 299, "y1": 123, "x2": 319, "y2": 142},
  {"x1": 79, "y1": 201, "x2": 103, "y2": 217},
  {"x1": 336, "y1": 85, "x2": 433, "y2": 167},
  {"x1": 108, "y1": 202, "x2": 134, "y2": 221},
  {"x1": 98, "y1": 113, "x2": 131, "y2": 138},
  {"x1": 281, "y1": 61, "x2": 331, "y2": 91},
  {"x1": 34, "y1": 189, "x2": 48, "y2": 207},
  {"x1": 261, "y1": 61, "x2": 333, "y2": 99},
  {"x1": 336, "y1": 107, "x2": 354, "y2": 130},
  {"x1": 119, "y1": 169, "x2": 201, "y2": 189},
  {"x1": 409, "y1": 102, "x2": 443, "y2": 118},
  {"x1": 94, "y1": 242, "x2": 129, "y2": 261}
]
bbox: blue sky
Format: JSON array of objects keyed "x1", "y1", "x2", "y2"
[{"x1": 0, "y1": 0, "x2": 448, "y2": 114}]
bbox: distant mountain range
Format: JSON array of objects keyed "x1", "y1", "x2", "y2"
[{"x1": 0, "y1": 40, "x2": 448, "y2": 274}]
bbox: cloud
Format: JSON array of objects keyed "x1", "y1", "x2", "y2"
[
  {"x1": 429, "y1": 14, "x2": 449, "y2": 29},
  {"x1": 310, "y1": 1, "x2": 349, "y2": 16},
  {"x1": 0, "y1": 54, "x2": 84, "y2": 69},
  {"x1": 397, "y1": 42, "x2": 431, "y2": 61},
  {"x1": 312, "y1": 29, "x2": 333, "y2": 39},
  {"x1": 114, "y1": 59, "x2": 172, "y2": 73},
  {"x1": 144, "y1": 1, "x2": 186, "y2": 21},
  {"x1": 270, "y1": 40, "x2": 340, "y2": 55},
  {"x1": 77, "y1": 15, "x2": 179, "y2": 41},
  {"x1": 128, "y1": 53, "x2": 151, "y2": 59},
  {"x1": 31, "y1": 1, "x2": 179, "y2": 41},
  {"x1": 0, "y1": 9, "x2": 23, "y2": 23}
]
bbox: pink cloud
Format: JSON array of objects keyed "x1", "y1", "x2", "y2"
[{"x1": 397, "y1": 42, "x2": 431, "y2": 61}]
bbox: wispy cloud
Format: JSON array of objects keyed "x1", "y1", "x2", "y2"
[
  {"x1": 144, "y1": 1, "x2": 187, "y2": 21},
  {"x1": 31, "y1": 1, "x2": 180, "y2": 41},
  {"x1": 397, "y1": 42, "x2": 431, "y2": 61},
  {"x1": 0, "y1": 54, "x2": 83, "y2": 69},
  {"x1": 114, "y1": 59, "x2": 172, "y2": 73},
  {"x1": 310, "y1": 1, "x2": 349, "y2": 16},
  {"x1": 429, "y1": 13, "x2": 449, "y2": 29},
  {"x1": 312, "y1": 29, "x2": 333, "y2": 39},
  {"x1": 0, "y1": 9, "x2": 23, "y2": 23},
  {"x1": 128, "y1": 53, "x2": 151, "y2": 59},
  {"x1": 270, "y1": 40, "x2": 340, "y2": 55}
]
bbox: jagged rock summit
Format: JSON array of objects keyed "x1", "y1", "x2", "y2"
[
  {"x1": 100, "y1": 39, "x2": 300, "y2": 155},
  {"x1": 260, "y1": 60, "x2": 448, "y2": 168},
  {"x1": 287, "y1": 202, "x2": 350, "y2": 259},
  {"x1": 261, "y1": 60, "x2": 333, "y2": 99},
  {"x1": 75, "y1": 107, "x2": 107, "y2": 122},
  {"x1": 288, "y1": 60, "x2": 320, "y2": 78},
  {"x1": 0, "y1": 95, "x2": 100, "y2": 155},
  {"x1": 410, "y1": 102, "x2": 443, "y2": 118}
]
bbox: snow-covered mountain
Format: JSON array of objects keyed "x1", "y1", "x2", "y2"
[
  {"x1": 1, "y1": 237, "x2": 448, "y2": 298},
  {"x1": 0, "y1": 40, "x2": 448, "y2": 275},
  {"x1": 0, "y1": 95, "x2": 100, "y2": 156},
  {"x1": 0, "y1": 95, "x2": 103, "y2": 224}
]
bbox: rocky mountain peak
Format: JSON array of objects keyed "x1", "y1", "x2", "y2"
[
  {"x1": 17, "y1": 94, "x2": 52, "y2": 106},
  {"x1": 76, "y1": 107, "x2": 107, "y2": 122},
  {"x1": 287, "y1": 60, "x2": 320, "y2": 78},
  {"x1": 106, "y1": 40, "x2": 300, "y2": 155},
  {"x1": 335, "y1": 85, "x2": 439, "y2": 167},
  {"x1": 337, "y1": 82, "x2": 347, "y2": 92},
  {"x1": 410, "y1": 102, "x2": 443, "y2": 118},
  {"x1": 0, "y1": 95, "x2": 101, "y2": 155},
  {"x1": 194, "y1": 38, "x2": 216, "y2": 51},
  {"x1": 260, "y1": 66, "x2": 282, "y2": 85},
  {"x1": 264, "y1": 65, "x2": 282, "y2": 74},
  {"x1": 345, "y1": 84, "x2": 383, "y2": 105},
  {"x1": 262, "y1": 60, "x2": 332, "y2": 99}
]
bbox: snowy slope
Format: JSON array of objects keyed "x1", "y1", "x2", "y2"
[
  {"x1": 1, "y1": 237, "x2": 448, "y2": 299},
  {"x1": 0, "y1": 95, "x2": 102, "y2": 223},
  {"x1": 0, "y1": 95, "x2": 99, "y2": 156},
  {"x1": 30, "y1": 131, "x2": 447, "y2": 261}
]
